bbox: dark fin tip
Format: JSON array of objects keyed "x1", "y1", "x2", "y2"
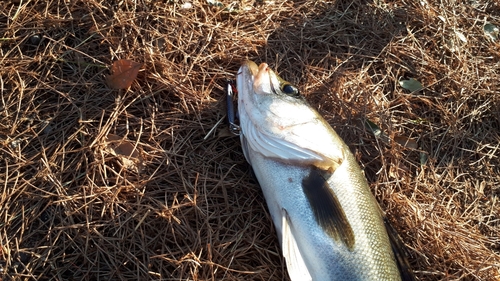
[
  {"x1": 384, "y1": 217, "x2": 417, "y2": 281},
  {"x1": 302, "y1": 167, "x2": 355, "y2": 250}
]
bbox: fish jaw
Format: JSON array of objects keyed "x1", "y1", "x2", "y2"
[{"x1": 253, "y1": 62, "x2": 273, "y2": 95}]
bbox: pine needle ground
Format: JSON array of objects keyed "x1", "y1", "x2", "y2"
[{"x1": 1, "y1": 0, "x2": 499, "y2": 280}]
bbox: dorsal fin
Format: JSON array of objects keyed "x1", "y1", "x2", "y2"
[
  {"x1": 384, "y1": 217, "x2": 417, "y2": 281},
  {"x1": 302, "y1": 167, "x2": 355, "y2": 249}
]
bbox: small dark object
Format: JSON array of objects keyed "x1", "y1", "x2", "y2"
[
  {"x1": 19, "y1": 252, "x2": 31, "y2": 264},
  {"x1": 40, "y1": 209, "x2": 50, "y2": 222},
  {"x1": 29, "y1": 34, "x2": 42, "y2": 45}
]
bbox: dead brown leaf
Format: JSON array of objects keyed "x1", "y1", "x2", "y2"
[
  {"x1": 106, "y1": 59, "x2": 143, "y2": 89},
  {"x1": 105, "y1": 134, "x2": 143, "y2": 172},
  {"x1": 394, "y1": 136, "x2": 418, "y2": 150}
]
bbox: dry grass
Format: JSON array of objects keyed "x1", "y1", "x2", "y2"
[{"x1": 1, "y1": 0, "x2": 499, "y2": 280}]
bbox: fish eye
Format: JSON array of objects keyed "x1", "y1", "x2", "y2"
[{"x1": 282, "y1": 84, "x2": 299, "y2": 96}]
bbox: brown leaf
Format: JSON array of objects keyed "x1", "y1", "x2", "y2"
[
  {"x1": 394, "y1": 135, "x2": 418, "y2": 149},
  {"x1": 105, "y1": 134, "x2": 142, "y2": 172},
  {"x1": 106, "y1": 134, "x2": 139, "y2": 157},
  {"x1": 106, "y1": 59, "x2": 143, "y2": 89}
]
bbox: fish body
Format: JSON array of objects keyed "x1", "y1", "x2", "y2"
[{"x1": 236, "y1": 61, "x2": 403, "y2": 281}]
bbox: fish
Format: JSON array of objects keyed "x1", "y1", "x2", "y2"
[{"x1": 234, "y1": 60, "x2": 414, "y2": 281}]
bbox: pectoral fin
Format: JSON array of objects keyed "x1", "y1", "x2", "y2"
[
  {"x1": 302, "y1": 167, "x2": 355, "y2": 250},
  {"x1": 281, "y1": 209, "x2": 312, "y2": 281},
  {"x1": 384, "y1": 217, "x2": 416, "y2": 281}
]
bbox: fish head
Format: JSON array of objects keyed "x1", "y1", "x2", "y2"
[
  {"x1": 239, "y1": 60, "x2": 301, "y2": 98},
  {"x1": 236, "y1": 61, "x2": 344, "y2": 170}
]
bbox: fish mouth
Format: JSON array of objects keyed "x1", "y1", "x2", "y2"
[
  {"x1": 242, "y1": 60, "x2": 260, "y2": 77},
  {"x1": 241, "y1": 60, "x2": 273, "y2": 96}
]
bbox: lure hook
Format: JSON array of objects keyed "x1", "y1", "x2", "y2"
[{"x1": 226, "y1": 82, "x2": 240, "y2": 136}]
